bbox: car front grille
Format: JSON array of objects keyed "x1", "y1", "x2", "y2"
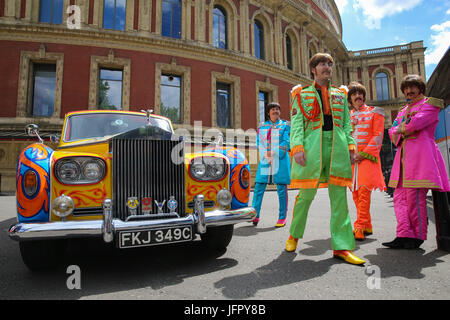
[{"x1": 111, "y1": 137, "x2": 185, "y2": 221}]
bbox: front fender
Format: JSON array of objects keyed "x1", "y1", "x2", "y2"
[
  {"x1": 16, "y1": 143, "x2": 53, "y2": 222},
  {"x1": 204, "y1": 147, "x2": 251, "y2": 209}
]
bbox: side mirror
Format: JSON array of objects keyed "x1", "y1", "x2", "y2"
[{"x1": 25, "y1": 124, "x2": 43, "y2": 143}]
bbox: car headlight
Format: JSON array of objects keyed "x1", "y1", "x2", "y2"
[
  {"x1": 190, "y1": 157, "x2": 227, "y2": 181},
  {"x1": 55, "y1": 157, "x2": 106, "y2": 184},
  {"x1": 23, "y1": 170, "x2": 38, "y2": 197},
  {"x1": 52, "y1": 194, "x2": 74, "y2": 218}
]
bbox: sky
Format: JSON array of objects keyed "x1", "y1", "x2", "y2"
[{"x1": 334, "y1": 0, "x2": 450, "y2": 80}]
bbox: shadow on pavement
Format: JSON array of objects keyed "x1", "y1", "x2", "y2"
[
  {"x1": 214, "y1": 250, "x2": 336, "y2": 299},
  {"x1": 364, "y1": 248, "x2": 448, "y2": 280}
]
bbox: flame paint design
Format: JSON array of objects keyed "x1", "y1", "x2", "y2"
[
  {"x1": 54, "y1": 185, "x2": 107, "y2": 207},
  {"x1": 16, "y1": 144, "x2": 52, "y2": 221},
  {"x1": 187, "y1": 182, "x2": 226, "y2": 200}
]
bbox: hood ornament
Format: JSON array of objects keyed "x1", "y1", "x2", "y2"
[{"x1": 141, "y1": 109, "x2": 154, "y2": 125}]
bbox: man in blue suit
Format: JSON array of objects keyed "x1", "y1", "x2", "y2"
[{"x1": 252, "y1": 102, "x2": 291, "y2": 227}]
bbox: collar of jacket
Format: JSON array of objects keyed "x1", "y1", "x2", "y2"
[{"x1": 266, "y1": 119, "x2": 282, "y2": 126}]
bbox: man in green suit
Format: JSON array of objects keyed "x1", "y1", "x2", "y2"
[{"x1": 285, "y1": 53, "x2": 365, "y2": 265}]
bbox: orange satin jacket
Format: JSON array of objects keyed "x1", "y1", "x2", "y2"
[{"x1": 350, "y1": 104, "x2": 386, "y2": 191}]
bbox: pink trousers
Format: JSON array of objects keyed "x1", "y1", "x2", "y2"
[{"x1": 393, "y1": 182, "x2": 428, "y2": 240}]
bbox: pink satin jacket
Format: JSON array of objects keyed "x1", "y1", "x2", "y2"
[{"x1": 388, "y1": 97, "x2": 450, "y2": 192}]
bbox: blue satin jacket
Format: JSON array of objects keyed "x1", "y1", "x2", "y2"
[{"x1": 255, "y1": 119, "x2": 291, "y2": 184}]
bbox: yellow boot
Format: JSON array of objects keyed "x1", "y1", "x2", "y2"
[
  {"x1": 333, "y1": 250, "x2": 365, "y2": 265},
  {"x1": 285, "y1": 237, "x2": 298, "y2": 252}
]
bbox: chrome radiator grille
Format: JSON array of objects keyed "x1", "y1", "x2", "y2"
[{"x1": 112, "y1": 138, "x2": 185, "y2": 220}]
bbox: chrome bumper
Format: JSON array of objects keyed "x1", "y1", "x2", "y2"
[{"x1": 9, "y1": 196, "x2": 256, "y2": 242}]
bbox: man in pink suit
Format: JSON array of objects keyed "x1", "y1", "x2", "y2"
[{"x1": 383, "y1": 75, "x2": 450, "y2": 249}]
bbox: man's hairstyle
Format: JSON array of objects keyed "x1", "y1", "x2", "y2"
[
  {"x1": 309, "y1": 53, "x2": 334, "y2": 70},
  {"x1": 264, "y1": 102, "x2": 281, "y2": 121},
  {"x1": 267, "y1": 102, "x2": 281, "y2": 111},
  {"x1": 400, "y1": 74, "x2": 426, "y2": 94},
  {"x1": 347, "y1": 81, "x2": 366, "y2": 105}
]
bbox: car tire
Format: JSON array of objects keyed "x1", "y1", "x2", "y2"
[
  {"x1": 200, "y1": 224, "x2": 234, "y2": 251},
  {"x1": 19, "y1": 240, "x2": 66, "y2": 271}
]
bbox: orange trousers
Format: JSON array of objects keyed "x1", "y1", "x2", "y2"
[{"x1": 352, "y1": 187, "x2": 372, "y2": 230}]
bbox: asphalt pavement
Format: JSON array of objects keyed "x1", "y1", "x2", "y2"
[{"x1": 0, "y1": 189, "x2": 449, "y2": 301}]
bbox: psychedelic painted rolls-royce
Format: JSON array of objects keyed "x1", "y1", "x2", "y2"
[{"x1": 9, "y1": 110, "x2": 255, "y2": 270}]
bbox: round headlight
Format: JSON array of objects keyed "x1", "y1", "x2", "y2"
[
  {"x1": 52, "y1": 194, "x2": 74, "y2": 218},
  {"x1": 191, "y1": 162, "x2": 206, "y2": 179},
  {"x1": 206, "y1": 159, "x2": 226, "y2": 179},
  {"x1": 217, "y1": 189, "x2": 232, "y2": 208},
  {"x1": 83, "y1": 160, "x2": 104, "y2": 181},
  {"x1": 57, "y1": 160, "x2": 81, "y2": 182}
]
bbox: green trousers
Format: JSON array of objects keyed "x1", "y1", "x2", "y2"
[{"x1": 289, "y1": 131, "x2": 355, "y2": 250}]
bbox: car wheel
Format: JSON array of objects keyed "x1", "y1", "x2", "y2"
[
  {"x1": 200, "y1": 224, "x2": 234, "y2": 251},
  {"x1": 19, "y1": 240, "x2": 66, "y2": 271}
]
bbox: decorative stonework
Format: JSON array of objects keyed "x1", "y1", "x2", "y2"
[
  {"x1": 16, "y1": 44, "x2": 64, "y2": 118},
  {"x1": 88, "y1": 50, "x2": 131, "y2": 110},
  {"x1": 154, "y1": 60, "x2": 191, "y2": 125}
]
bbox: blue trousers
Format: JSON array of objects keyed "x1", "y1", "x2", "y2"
[{"x1": 252, "y1": 182, "x2": 288, "y2": 219}]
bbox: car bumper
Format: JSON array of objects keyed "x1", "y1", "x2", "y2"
[{"x1": 9, "y1": 196, "x2": 256, "y2": 243}]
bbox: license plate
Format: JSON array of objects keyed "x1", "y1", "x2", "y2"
[{"x1": 118, "y1": 226, "x2": 193, "y2": 249}]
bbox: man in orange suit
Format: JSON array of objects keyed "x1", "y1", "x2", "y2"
[{"x1": 348, "y1": 82, "x2": 386, "y2": 240}]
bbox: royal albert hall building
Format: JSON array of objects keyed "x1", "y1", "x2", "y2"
[{"x1": 0, "y1": 0, "x2": 426, "y2": 192}]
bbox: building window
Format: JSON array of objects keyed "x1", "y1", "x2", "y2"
[
  {"x1": 39, "y1": 0, "x2": 64, "y2": 24},
  {"x1": 31, "y1": 64, "x2": 56, "y2": 117},
  {"x1": 254, "y1": 20, "x2": 265, "y2": 60},
  {"x1": 160, "y1": 74, "x2": 182, "y2": 123},
  {"x1": 98, "y1": 69, "x2": 123, "y2": 110},
  {"x1": 376, "y1": 72, "x2": 389, "y2": 101},
  {"x1": 216, "y1": 82, "x2": 231, "y2": 128},
  {"x1": 258, "y1": 91, "x2": 269, "y2": 123},
  {"x1": 286, "y1": 34, "x2": 293, "y2": 70},
  {"x1": 162, "y1": 0, "x2": 181, "y2": 38},
  {"x1": 103, "y1": 0, "x2": 126, "y2": 31},
  {"x1": 213, "y1": 6, "x2": 227, "y2": 49}
]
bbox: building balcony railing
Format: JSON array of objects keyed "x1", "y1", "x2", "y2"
[{"x1": 349, "y1": 41, "x2": 423, "y2": 57}]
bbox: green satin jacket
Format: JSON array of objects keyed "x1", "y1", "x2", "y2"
[{"x1": 289, "y1": 82, "x2": 356, "y2": 189}]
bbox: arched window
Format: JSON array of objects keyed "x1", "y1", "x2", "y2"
[
  {"x1": 254, "y1": 20, "x2": 265, "y2": 60},
  {"x1": 213, "y1": 6, "x2": 227, "y2": 49},
  {"x1": 162, "y1": 0, "x2": 181, "y2": 39},
  {"x1": 286, "y1": 34, "x2": 293, "y2": 70},
  {"x1": 376, "y1": 72, "x2": 389, "y2": 101}
]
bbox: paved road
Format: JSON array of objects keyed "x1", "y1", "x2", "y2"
[{"x1": 1, "y1": 190, "x2": 449, "y2": 301}]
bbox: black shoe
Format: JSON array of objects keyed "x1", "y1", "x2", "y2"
[
  {"x1": 382, "y1": 237, "x2": 408, "y2": 249},
  {"x1": 401, "y1": 238, "x2": 425, "y2": 249}
]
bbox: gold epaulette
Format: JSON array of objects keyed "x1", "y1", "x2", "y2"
[{"x1": 426, "y1": 97, "x2": 445, "y2": 109}]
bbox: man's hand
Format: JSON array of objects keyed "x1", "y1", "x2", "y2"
[
  {"x1": 294, "y1": 151, "x2": 306, "y2": 166},
  {"x1": 350, "y1": 150, "x2": 356, "y2": 164},
  {"x1": 353, "y1": 152, "x2": 364, "y2": 163},
  {"x1": 264, "y1": 151, "x2": 274, "y2": 164}
]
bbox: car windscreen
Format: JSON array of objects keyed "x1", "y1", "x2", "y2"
[{"x1": 64, "y1": 113, "x2": 172, "y2": 142}]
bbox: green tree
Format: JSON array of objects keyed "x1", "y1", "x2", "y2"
[
  {"x1": 98, "y1": 80, "x2": 115, "y2": 110},
  {"x1": 160, "y1": 102, "x2": 180, "y2": 123}
]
